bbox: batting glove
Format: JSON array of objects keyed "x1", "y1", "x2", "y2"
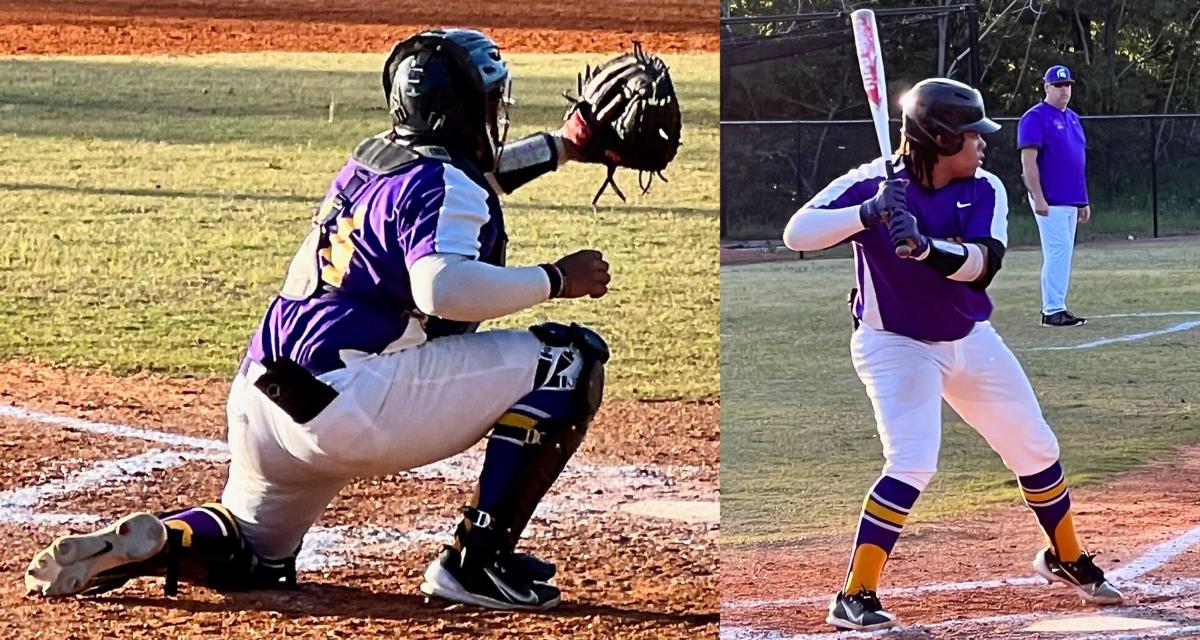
[
  {"x1": 859, "y1": 178, "x2": 909, "y2": 228},
  {"x1": 887, "y1": 210, "x2": 930, "y2": 259}
]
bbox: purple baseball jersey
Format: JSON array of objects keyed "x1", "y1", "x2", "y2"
[
  {"x1": 809, "y1": 156, "x2": 1009, "y2": 342},
  {"x1": 247, "y1": 156, "x2": 506, "y2": 375},
  {"x1": 1017, "y1": 102, "x2": 1088, "y2": 206}
]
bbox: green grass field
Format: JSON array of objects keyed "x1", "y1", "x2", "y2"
[
  {"x1": 0, "y1": 52, "x2": 718, "y2": 400},
  {"x1": 721, "y1": 239, "x2": 1200, "y2": 545}
]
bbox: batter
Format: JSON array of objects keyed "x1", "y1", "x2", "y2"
[{"x1": 782, "y1": 78, "x2": 1122, "y2": 632}]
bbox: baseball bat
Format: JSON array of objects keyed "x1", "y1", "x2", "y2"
[{"x1": 850, "y1": 9, "x2": 911, "y2": 258}]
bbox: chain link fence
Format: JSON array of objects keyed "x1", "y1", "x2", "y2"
[{"x1": 721, "y1": 114, "x2": 1200, "y2": 244}]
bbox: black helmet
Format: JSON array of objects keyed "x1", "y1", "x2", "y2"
[
  {"x1": 900, "y1": 78, "x2": 1000, "y2": 155},
  {"x1": 382, "y1": 29, "x2": 511, "y2": 171}
]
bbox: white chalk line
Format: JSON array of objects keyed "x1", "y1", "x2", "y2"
[
  {"x1": 723, "y1": 525, "x2": 1200, "y2": 636},
  {"x1": 1024, "y1": 321, "x2": 1200, "y2": 352},
  {"x1": 721, "y1": 618, "x2": 1200, "y2": 640},
  {"x1": 727, "y1": 521, "x2": 1200, "y2": 610},
  {"x1": 0, "y1": 403, "x2": 709, "y2": 487},
  {"x1": 723, "y1": 591, "x2": 1200, "y2": 639},
  {"x1": 0, "y1": 405, "x2": 716, "y2": 571},
  {"x1": 1088, "y1": 311, "x2": 1200, "y2": 319}
]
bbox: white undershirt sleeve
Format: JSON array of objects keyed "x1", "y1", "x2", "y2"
[
  {"x1": 410, "y1": 253, "x2": 551, "y2": 322},
  {"x1": 782, "y1": 205, "x2": 867, "y2": 252}
]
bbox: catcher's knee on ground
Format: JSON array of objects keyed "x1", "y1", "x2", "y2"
[
  {"x1": 158, "y1": 503, "x2": 297, "y2": 593},
  {"x1": 459, "y1": 322, "x2": 608, "y2": 552}
]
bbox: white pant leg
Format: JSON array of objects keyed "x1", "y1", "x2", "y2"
[
  {"x1": 223, "y1": 370, "x2": 348, "y2": 559},
  {"x1": 940, "y1": 322, "x2": 1060, "y2": 477},
  {"x1": 851, "y1": 324, "x2": 948, "y2": 490},
  {"x1": 221, "y1": 328, "x2": 544, "y2": 559},
  {"x1": 1032, "y1": 200, "x2": 1079, "y2": 314}
]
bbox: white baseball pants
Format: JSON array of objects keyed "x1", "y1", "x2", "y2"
[
  {"x1": 1032, "y1": 201, "x2": 1080, "y2": 315},
  {"x1": 221, "y1": 329, "x2": 544, "y2": 559},
  {"x1": 850, "y1": 322, "x2": 1060, "y2": 491}
]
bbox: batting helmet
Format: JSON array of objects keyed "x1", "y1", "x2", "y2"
[
  {"x1": 382, "y1": 29, "x2": 511, "y2": 172},
  {"x1": 900, "y1": 78, "x2": 1000, "y2": 155}
]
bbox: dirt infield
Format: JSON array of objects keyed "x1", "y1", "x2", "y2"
[
  {"x1": 0, "y1": 361, "x2": 718, "y2": 639},
  {"x1": 0, "y1": 0, "x2": 717, "y2": 55},
  {"x1": 721, "y1": 446, "x2": 1200, "y2": 639}
]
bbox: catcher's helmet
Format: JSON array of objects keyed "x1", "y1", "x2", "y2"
[
  {"x1": 900, "y1": 78, "x2": 1000, "y2": 155},
  {"x1": 382, "y1": 29, "x2": 511, "y2": 172}
]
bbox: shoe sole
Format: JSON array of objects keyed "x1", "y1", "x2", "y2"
[
  {"x1": 1032, "y1": 551, "x2": 1123, "y2": 605},
  {"x1": 1040, "y1": 321, "x2": 1086, "y2": 327},
  {"x1": 419, "y1": 562, "x2": 559, "y2": 612},
  {"x1": 25, "y1": 512, "x2": 167, "y2": 597},
  {"x1": 825, "y1": 614, "x2": 898, "y2": 632}
]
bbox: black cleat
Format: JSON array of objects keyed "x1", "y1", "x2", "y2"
[
  {"x1": 420, "y1": 546, "x2": 560, "y2": 611},
  {"x1": 1041, "y1": 310, "x2": 1087, "y2": 327},
  {"x1": 826, "y1": 589, "x2": 898, "y2": 631},
  {"x1": 1033, "y1": 548, "x2": 1123, "y2": 604}
]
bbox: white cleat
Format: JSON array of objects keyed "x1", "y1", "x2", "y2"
[
  {"x1": 1033, "y1": 548, "x2": 1124, "y2": 605},
  {"x1": 25, "y1": 512, "x2": 167, "y2": 597}
]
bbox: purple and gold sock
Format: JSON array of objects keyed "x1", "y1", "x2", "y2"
[
  {"x1": 160, "y1": 503, "x2": 241, "y2": 548},
  {"x1": 843, "y1": 475, "x2": 921, "y2": 594},
  {"x1": 1018, "y1": 461, "x2": 1081, "y2": 562}
]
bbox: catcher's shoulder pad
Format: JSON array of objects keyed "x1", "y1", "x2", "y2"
[{"x1": 350, "y1": 136, "x2": 452, "y2": 174}]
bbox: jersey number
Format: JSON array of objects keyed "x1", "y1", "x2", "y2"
[{"x1": 319, "y1": 204, "x2": 367, "y2": 289}]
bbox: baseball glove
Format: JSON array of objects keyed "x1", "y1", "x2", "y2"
[{"x1": 562, "y1": 42, "x2": 683, "y2": 205}]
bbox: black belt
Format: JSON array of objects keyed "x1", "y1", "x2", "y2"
[{"x1": 252, "y1": 357, "x2": 339, "y2": 424}]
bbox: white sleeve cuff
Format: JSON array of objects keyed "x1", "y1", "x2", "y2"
[{"x1": 948, "y1": 242, "x2": 986, "y2": 282}]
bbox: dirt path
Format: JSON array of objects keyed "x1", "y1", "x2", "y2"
[
  {"x1": 0, "y1": 0, "x2": 717, "y2": 55},
  {"x1": 721, "y1": 445, "x2": 1200, "y2": 639}
]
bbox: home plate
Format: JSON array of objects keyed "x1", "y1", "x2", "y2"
[
  {"x1": 620, "y1": 499, "x2": 719, "y2": 523},
  {"x1": 1024, "y1": 615, "x2": 1173, "y2": 633}
]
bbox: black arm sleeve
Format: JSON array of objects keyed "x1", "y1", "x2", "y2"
[
  {"x1": 968, "y1": 237, "x2": 1006, "y2": 290},
  {"x1": 493, "y1": 133, "x2": 559, "y2": 194}
]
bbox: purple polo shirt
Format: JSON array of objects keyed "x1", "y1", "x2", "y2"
[
  {"x1": 247, "y1": 156, "x2": 506, "y2": 375},
  {"x1": 807, "y1": 157, "x2": 1009, "y2": 342},
  {"x1": 1017, "y1": 102, "x2": 1088, "y2": 206}
]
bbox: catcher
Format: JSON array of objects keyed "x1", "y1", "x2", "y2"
[{"x1": 24, "y1": 28, "x2": 681, "y2": 611}]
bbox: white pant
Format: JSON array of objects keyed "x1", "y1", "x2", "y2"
[
  {"x1": 221, "y1": 329, "x2": 544, "y2": 559},
  {"x1": 850, "y1": 322, "x2": 1060, "y2": 491},
  {"x1": 1032, "y1": 201, "x2": 1079, "y2": 315}
]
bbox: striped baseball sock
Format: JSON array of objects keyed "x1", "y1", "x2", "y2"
[
  {"x1": 160, "y1": 503, "x2": 241, "y2": 547},
  {"x1": 1018, "y1": 461, "x2": 1081, "y2": 562},
  {"x1": 843, "y1": 475, "x2": 921, "y2": 594}
]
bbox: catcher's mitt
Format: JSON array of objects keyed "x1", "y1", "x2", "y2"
[{"x1": 563, "y1": 42, "x2": 683, "y2": 205}]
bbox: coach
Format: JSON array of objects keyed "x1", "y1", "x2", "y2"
[{"x1": 1018, "y1": 64, "x2": 1090, "y2": 328}]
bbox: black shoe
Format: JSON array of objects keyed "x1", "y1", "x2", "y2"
[
  {"x1": 826, "y1": 589, "x2": 898, "y2": 631},
  {"x1": 1033, "y1": 548, "x2": 1123, "y2": 604},
  {"x1": 1041, "y1": 310, "x2": 1086, "y2": 327},
  {"x1": 420, "y1": 546, "x2": 561, "y2": 611},
  {"x1": 511, "y1": 551, "x2": 556, "y2": 582}
]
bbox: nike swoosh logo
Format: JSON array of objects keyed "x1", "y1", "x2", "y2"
[
  {"x1": 484, "y1": 567, "x2": 539, "y2": 605},
  {"x1": 956, "y1": 201, "x2": 972, "y2": 208},
  {"x1": 85, "y1": 541, "x2": 114, "y2": 560}
]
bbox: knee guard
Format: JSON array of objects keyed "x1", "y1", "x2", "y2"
[{"x1": 462, "y1": 322, "x2": 608, "y2": 553}]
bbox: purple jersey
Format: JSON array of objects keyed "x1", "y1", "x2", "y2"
[
  {"x1": 1017, "y1": 102, "x2": 1088, "y2": 206},
  {"x1": 248, "y1": 156, "x2": 506, "y2": 375},
  {"x1": 809, "y1": 156, "x2": 1008, "y2": 342}
]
